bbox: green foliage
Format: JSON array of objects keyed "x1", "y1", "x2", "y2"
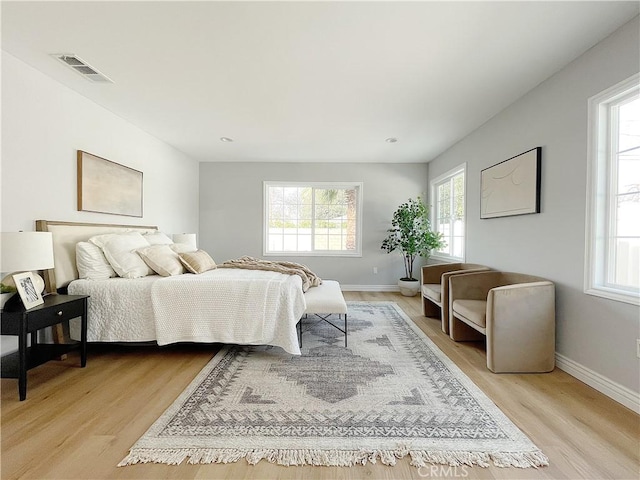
[
  {"x1": 1, "y1": 283, "x2": 17, "y2": 294},
  {"x1": 381, "y1": 197, "x2": 446, "y2": 280}
]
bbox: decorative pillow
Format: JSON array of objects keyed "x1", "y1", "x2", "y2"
[
  {"x1": 88, "y1": 233, "x2": 119, "y2": 249},
  {"x1": 178, "y1": 250, "x2": 217, "y2": 274},
  {"x1": 76, "y1": 242, "x2": 116, "y2": 280},
  {"x1": 100, "y1": 233, "x2": 153, "y2": 279},
  {"x1": 170, "y1": 243, "x2": 198, "y2": 254},
  {"x1": 136, "y1": 245, "x2": 185, "y2": 277},
  {"x1": 143, "y1": 231, "x2": 174, "y2": 245}
]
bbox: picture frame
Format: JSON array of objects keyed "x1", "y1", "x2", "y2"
[
  {"x1": 480, "y1": 147, "x2": 541, "y2": 219},
  {"x1": 13, "y1": 272, "x2": 44, "y2": 310},
  {"x1": 77, "y1": 150, "x2": 143, "y2": 217}
]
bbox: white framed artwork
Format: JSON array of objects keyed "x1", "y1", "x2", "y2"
[{"x1": 13, "y1": 272, "x2": 44, "y2": 309}]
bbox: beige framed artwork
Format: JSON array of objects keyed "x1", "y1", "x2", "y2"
[
  {"x1": 480, "y1": 147, "x2": 541, "y2": 219},
  {"x1": 77, "y1": 150, "x2": 143, "y2": 217}
]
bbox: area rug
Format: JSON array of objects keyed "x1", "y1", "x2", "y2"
[{"x1": 119, "y1": 301, "x2": 548, "y2": 469}]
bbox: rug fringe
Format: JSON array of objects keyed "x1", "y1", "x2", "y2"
[
  {"x1": 118, "y1": 447, "x2": 549, "y2": 469},
  {"x1": 409, "y1": 449, "x2": 549, "y2": 469}
]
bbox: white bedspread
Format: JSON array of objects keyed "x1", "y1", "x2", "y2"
[
  {"x1": 69, "y1": 276, "x2": 159, "y2": 342},
  {"x1": 152, "y1": 269, "x2": 304, "y2": 354},
  {"x1": 68, "y1": 269, "x2": 305, "y2": 354}
]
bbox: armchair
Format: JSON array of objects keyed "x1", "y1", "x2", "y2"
[
  {"x1": 421, "y1": 263, "x2": 490, "y2": 333},
  {"x1": 448, "y1": 271, "x2": 555, "y2": 373}
]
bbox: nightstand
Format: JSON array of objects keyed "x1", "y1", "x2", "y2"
[{"x1": 1, "y1": 294, "x2": 89, "y2": 401}]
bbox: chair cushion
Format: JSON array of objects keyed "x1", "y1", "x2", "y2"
[
  {"x1": 452, "y1": 299, "x2": 487, "y2": 328},
  {"x1": 422, "y1": 283, "x2": 442, "y2": 303}
]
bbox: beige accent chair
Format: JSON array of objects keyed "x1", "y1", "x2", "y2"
[
  {"x1": 421, "y1": 263, "x2": 490, "y2": 334},
  {"x1": 448, "y1": 271, "x2": 555, "y2": 373}
]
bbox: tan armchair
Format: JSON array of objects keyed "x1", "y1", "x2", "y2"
[
  {"x1": 421, "y1": 263, "x2": 490, "y2": 333},
  {"x1": 448, "y1": 271, "x2": 555, "y2": 373}
]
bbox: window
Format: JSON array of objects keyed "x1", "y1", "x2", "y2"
[
  {"x1": 264, "y1": 182, "x2": 362, "y2": 256},
  {"x1": 430, "y1": 164, "x2": 466, "y2": 261},
  {"x1": 585, "y1": 74, "x2": 640, "y2": 305}
]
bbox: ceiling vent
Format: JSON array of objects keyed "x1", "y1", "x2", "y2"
[{"x1": 51, "y1": 54, "x2": 114, "y2": 83}]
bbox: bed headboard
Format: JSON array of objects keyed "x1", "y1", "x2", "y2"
[{"x1": 36, "y1": 220, "x2": 158, "y2": 292}]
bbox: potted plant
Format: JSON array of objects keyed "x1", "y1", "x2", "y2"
[{"x1": 381, "y1": 197, "x2": 445, "y2": 296}]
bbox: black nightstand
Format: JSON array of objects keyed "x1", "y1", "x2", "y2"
[{"x1": 1, "y1": 294, "x2": 89, "y2": 401}]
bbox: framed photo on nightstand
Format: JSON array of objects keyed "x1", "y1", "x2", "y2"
[{"x1": 13, "y1": 272, "x2": 44, "y2": 309}]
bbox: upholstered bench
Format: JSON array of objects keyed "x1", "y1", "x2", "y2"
[{"x1": 299, "y1": 280, "x2": 348, "y2": 347}]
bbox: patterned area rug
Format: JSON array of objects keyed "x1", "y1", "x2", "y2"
[{"x1": 119, "y1": 302, "x2": 548, "y2": 469}]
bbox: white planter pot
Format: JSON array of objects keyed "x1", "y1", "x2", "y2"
[{"x1": 398, "y1": 279, "x2": 420, "y2": 297}]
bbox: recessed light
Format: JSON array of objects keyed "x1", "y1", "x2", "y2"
[
  {"x1": 385, "y1": 137, "x2": 398, "y2": 143},
  {"x1": 220, "y1": 137, "x2": 234, "y2": 142}
]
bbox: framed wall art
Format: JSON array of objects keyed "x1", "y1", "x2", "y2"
[
  {"x1": 480, "y1": 147, "x2": 541, "y2": 219},
  {"x1": 77, "y1": 150, "x2": 143, "y2": 217}
]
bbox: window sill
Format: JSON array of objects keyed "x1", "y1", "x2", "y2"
[
  {"x1": 263, "y1": 252, "x2": 362, "y2": 258},
  {"x1": 584, "y1": 286, "x2": 639, "y2": 306},
  {"x1": 429, "y1": 254, "x2": 465, "y2": 264}
]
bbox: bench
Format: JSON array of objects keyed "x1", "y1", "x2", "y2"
[{"x1": 299, "y1": 280, "x2": 348, "y2": 347}]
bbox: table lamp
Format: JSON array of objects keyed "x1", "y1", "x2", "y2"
[
  {"x1": 172, "y1": 233, "x2": 197, "y2": 250},
  {"x1": 1, "y1": 232, "x2": 55, "y2": 307}
]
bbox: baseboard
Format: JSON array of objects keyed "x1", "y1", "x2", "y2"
[
  {"x1": 555, "y1": 353, "x2": 640, "y2": 414},
  {"x1": 340, "y1": 285, "x2": 400, "y2": 292}
]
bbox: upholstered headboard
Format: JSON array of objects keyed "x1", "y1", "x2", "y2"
[{"x1": 36, "y1": 220, "x2": 157, "y2": 292}]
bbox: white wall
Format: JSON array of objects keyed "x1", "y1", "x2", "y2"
[
  {"x1": 199, "y1": 162, "x2": 428, "y2": 287},
  {"x1": 1, "y1": 52, "x2": 200, "y2": 353},
  {"x1": 427, "y1": 17, "x2": 640, "y2": 400}
]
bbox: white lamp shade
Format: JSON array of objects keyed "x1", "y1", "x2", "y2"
[
  {"x1": 1, "y1": 232, "x2": 55, "y2": 273},
  {"x1": 172, "y1": 233, "x2": 197, "y2": 250}
]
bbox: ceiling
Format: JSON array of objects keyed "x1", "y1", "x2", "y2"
[{"x1": 2, "y1": 1, "x2": 638, "y2": 163}]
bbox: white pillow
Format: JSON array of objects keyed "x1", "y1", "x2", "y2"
[
  {"x1": 76, "y1": 242, "x2": 116, "y2": 280},
  {"x1": 101, "y1": 233, "x2": 153, "y2": 278},
  {"x1": 136, "y1": 245, "x2": 185, "y2": 277},
  {"x1": 170, "y1": 243, "x2": 198, "y2": 254},
  {"x1": 143, "y1": 231, "x2": 174, "y2": 245},
  {"x1": 88, "y1": 233, "x2": 119, "y2": 249}
]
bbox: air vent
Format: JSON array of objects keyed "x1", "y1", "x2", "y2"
[{"x1": 51, "y1": 54, "x2": 114, "y2": 83}]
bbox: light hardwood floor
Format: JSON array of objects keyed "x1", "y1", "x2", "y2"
[{"x1": 1, "y1": 292, "x2": 638, "y2": 479}]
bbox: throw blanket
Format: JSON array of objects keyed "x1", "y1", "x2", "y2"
[
  {"x1": 218, "y1": 256, "x2": 322, "y2": 292},
  {"x1": 151, "y1": 269, "x2": 305, "y2": 354}
]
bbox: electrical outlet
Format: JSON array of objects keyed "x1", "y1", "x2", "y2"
[
  {"x1": 373, "y1": 267, "x2": 378, "y2": 274},
  {"x1": 637, "y1": 339, "x2": 640, "y2": 359}
]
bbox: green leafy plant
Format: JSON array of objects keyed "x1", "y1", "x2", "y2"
[
  {"x1": 1, "y1": 283, "x2": 17, "y2": 294},
  {"x1": 381, "y1": 197, "x2": 446, "y2": 281}
]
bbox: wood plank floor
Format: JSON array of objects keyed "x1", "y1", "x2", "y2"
[{"x1": 1, "y1": 292, "x2": 638, "y2": 479}]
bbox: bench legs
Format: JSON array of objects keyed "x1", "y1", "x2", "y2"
[{"x1": 298, "y1": 313, "x2": 348, "y2": 348}]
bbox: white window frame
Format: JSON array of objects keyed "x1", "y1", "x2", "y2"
[
  {"x1": 429, "y1": 163, "x2": 467, "y2": 263},
  {"x1": 263, "y1": 181, "x2": 363, "y2": 257},
  {"x1": 585, "y1": 73, "x2": 640, "y2": 306}
]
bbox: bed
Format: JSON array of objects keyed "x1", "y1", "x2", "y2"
[{"x1": 36, "y1": 220, "x2": 305, "y2": 354}]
